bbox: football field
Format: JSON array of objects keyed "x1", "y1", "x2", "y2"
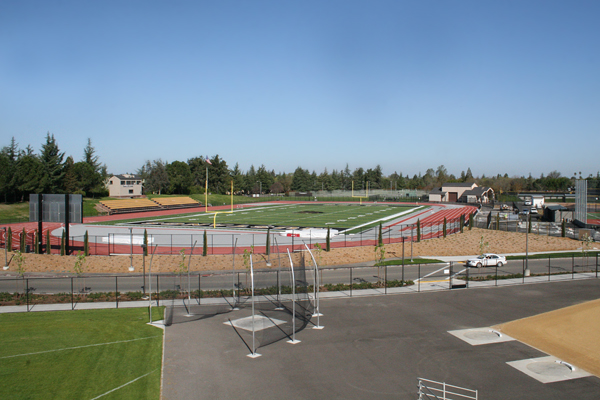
[{"x1": 102, "y1": 203, "x2": 420, "y2": 234}]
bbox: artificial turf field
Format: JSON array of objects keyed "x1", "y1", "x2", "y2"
[
  {"x1": 102, "y1": 203, "x2": 419, "y2": 233},
  {"x1": 0, "y1": 308, "x2": 164, "y2": 400}
]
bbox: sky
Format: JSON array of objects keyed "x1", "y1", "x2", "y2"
[{"x1": 1, "y1": 0, "x2": 599, "y2": 179}]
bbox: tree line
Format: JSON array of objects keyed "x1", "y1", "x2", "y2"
[
  {"x1": 1, "y1": 134, "x2": 599, "y2": 202},
  {"x1": 0, "y1": 134, "x2": 107, "y2": 203}
]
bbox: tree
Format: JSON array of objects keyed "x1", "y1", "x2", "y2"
[
  {"x1": 166, "y1": 161, "x2": 192, "y2": 194},
  {"x1": 203, "y1": 230, "x2": 207, "y2": 256},
  {"x1": 46, "y1": 229, "x2": 51, "y2": 254},
  {"x1": 13, "y1": 151, "x2": 43, "y2": 200},
  {"x1": 83, "y1": 231, "x2": 89, "y2": 256},
  {"x1": 39, "y1": 132, "x2": 65, "y2": 193},
  {"x1": 291, "y1": 167, "x2": 311, "y2": 192},
  {"x1": 139, "y1": 159, "x2": 169, "y2": 194},
  {"x1": 416, "y1": 219, "x2": 421, "y2": 242},
  {"x1": 326, "y1": 227, "x2": 331, "y2": 252},
  {"x1": 265, "y1": 228, "x2": 271, "y2": 255},
  {"x1": 230, "y1": 163, "x2": 245, "y2": 194}
]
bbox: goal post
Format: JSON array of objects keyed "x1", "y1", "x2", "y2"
[{"x1": 351, "y1": 181, "x2": 369, "y2": 204}]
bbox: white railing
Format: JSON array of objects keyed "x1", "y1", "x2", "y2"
[{"x1": 418, "y1": 378, "x2": 477, "y2": 400}]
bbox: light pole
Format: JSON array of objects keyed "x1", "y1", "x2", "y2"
[
  {"x1": 525, "y1": 214, "x2": 530, "y2": 276},
  {"x1": 3, "y1": 227, "x2": 8, "y2": 270},
  {"x1": 141, "y1": 244, "x2": 147, "y2": 295}
]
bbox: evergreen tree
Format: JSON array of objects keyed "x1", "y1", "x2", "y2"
[
  {"x1": 203, "y1": 230, "x2": 207, "y2": 256},
  {"x1": 39, "y1": 132, "x2": 65, "y2": 193},
  {"x1": 20, "y1": 228, "x2": 26, "y2": 252},
  {"x1": 416, "y1": 219, "x2": 421, "y2": 242},
  {"x1": 265, "y1": 228, "x2": 270, "y2": 255},
  {"x1": 84, "y1": 231, "x2": 89, "y2": 256},
  {"x1": 46, "y1": 229, "x2": 51, "y2": 254}
]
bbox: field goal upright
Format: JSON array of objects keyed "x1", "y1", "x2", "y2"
[{"x1": 351, "y1": 181, "x2": 369, "y2": 204}]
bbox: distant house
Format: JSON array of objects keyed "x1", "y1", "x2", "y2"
[
  {"x1": 107, "y1": 174, "x2": 143, "y2": 198},
  {"x1": 429, "y1": 182, "x2": 494, "y2": 204}
]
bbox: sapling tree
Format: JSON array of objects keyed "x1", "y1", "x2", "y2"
[
  {"x1": 13, "y1": 250, "x2": 25, "y2": 293},
  {"x1": 326, "y1": 227, "x2": 331, "y2": 252},
  {"x1": 478, "y1": 235, "x2": 489, "y2": 256},
  {"x1": 176, "y1": 249, "x2": 187, "y2": 290},
  {"x1": 460, "y1": 214, "x2": 465, "y2": 233},
  {"x1": 73, "y1": 251, "x2": 87, "y2": 292},
  {"x1": 416, "y1": 219, "x2": 421, "y2": 242},
  {"x1": 469, "y1": 213, "x2": 473, "y2": 230},
  {"x1": 202, "y1": 230, "x2": 208, "y2": 256},
  {"x1": 581, "y1": 233, "x2": 594, "y2": 268},
  {"x1": 7, "y1": 227, "x2": 12, "y2": 250}
]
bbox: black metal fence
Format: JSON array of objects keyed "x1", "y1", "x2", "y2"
[{"x1": 1, "y1": 254, "x2": 597, "y2": 311}]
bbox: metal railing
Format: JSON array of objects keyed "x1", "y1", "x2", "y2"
[{"x1": 418, "y1": 378, "x2": 477, "y2": 400}]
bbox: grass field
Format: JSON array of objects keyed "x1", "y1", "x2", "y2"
[
  {"x1": 0, "y1": 307, "x2": 164, "y2": 400},
  {"x1": 101, "y1": 203, "x2": 420, "y2": 233}
]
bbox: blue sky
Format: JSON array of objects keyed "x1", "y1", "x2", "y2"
[{"x1": 1, "y1": 1, "x2": 599, "y2": 179}]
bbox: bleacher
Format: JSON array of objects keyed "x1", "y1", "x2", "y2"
[
  {"x1": 152, "y1": 197, "x2": 201, "y2": 209},
  {"x1": 98, "y1": 197, "x2": 202, "y2": 215},
  {"x1": 99, "y1": 199, "x2": 163, "y2": 214}
]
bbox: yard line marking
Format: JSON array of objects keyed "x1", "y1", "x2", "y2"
[
  {"x1": 90, "y1": 369, "x2": 157, "y2": 400},
  {"x1": 0, "y1": 336, "x2": 161, "y2": 359}
]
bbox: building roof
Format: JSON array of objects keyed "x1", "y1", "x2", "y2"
[
  {"x1": 462, "y1": 186, "x2": 493, "y2": 197},
  {"x1": 442, "y1": 182, "x2": 477, "y2": 188},
  {"x1": 546, "y1": 205, "x2": 568, "y2": 211},
  {"x1": 112, "y1": 174, "x2": 142, "y2": 181},
  {"x1": 429, "y1": 187, "x2": 445, "y2": 195}
]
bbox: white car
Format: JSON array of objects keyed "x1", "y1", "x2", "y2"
[{"x1": 466, "y1": 253, "x2": 507, "y2": 268}]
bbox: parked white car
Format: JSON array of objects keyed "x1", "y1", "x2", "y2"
[{"x1": 466, "y1": 253, "x2": 507, "y2": 268}]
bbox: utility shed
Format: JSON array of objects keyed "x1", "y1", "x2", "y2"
[{"x1": 544, "y1": 204, "x2": 567, "y2": 223}]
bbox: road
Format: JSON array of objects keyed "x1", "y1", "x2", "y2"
[{"x1": 1, "y1": 256, "x2": 597, "y2": 296}]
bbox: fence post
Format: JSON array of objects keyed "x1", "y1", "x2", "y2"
[
  {"x1": 495, "y1": 265, "x2": 498, "y2": 286},
  {"x1": 350, "y1": 268, "x2": 353, "y2": 297},
  {"x1": 156, "y1": 275, "x2": 160, "y2": 306},
  {"x1": 548, "y1": 256, "x2": 551, "y2": 281},
  {"x1": 71, "y1": 277, "x2": 74, "y2": 310},
  {"x1": 26, "y1": 278, "x2": 29, "y2": 312},
  {"x1": 596, "y1": 253, "x2": 598, "y2": 278},
  {"x1": 116, "y1": 276, "x2": 119, "y2": 309},
  {"x1": 384, "y1": 265, "x2": 387, "y2": 295},
  {"x1": 418, "y1": 264, "x2": 421, "y2": 292},
  {"x1": 572, "y1": 255, "x2": 575, "y2": 279}
]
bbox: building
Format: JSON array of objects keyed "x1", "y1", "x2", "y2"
[
  {"x1": 107, "y1": 174, "x2": 143, "y2": 198},
  {"x1": 429, "y1": 182, "x2": 494, "y2": 204}
]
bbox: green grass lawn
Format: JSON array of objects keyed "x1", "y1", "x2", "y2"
[
  {"x1": 99, "y1": 203, "x2": 418, "y2": 233},
  {"x1": 0, "y1": 307, "x2": 164, "y2": 400}
]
